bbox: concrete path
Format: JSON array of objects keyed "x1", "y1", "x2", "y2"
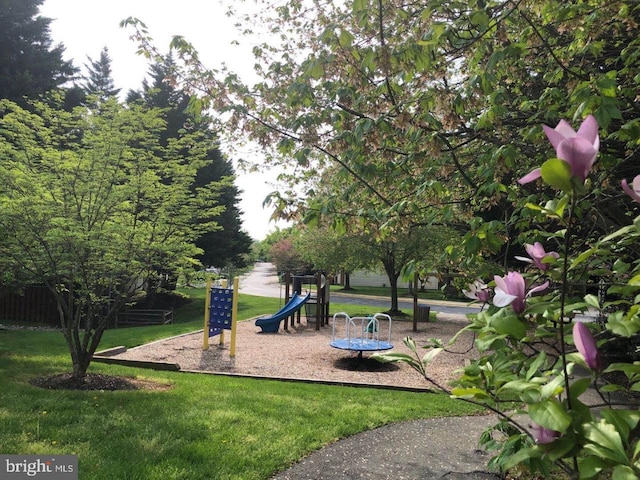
[
  {"x1": 238, "y1": 262, "x2": 284, "y2": 297},
  {"x1": 270, "y1": 415, "x2": 502, "y2": 480}
]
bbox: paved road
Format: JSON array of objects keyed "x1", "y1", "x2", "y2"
[{"x1": 239, "y1": 262, "x2": 481, "y2": 317}]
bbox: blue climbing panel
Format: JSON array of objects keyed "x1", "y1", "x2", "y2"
[{"x1": 209, "y1": 287, "x2": 234, "y2": 337}]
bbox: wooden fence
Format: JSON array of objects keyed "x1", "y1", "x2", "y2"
[
  {"x1": 116, "y1": 309, "x2": 173, "y2": 327},
  {"x1": 0, "y1": 287, "x2": 174, "y2": 328},
  {"x1": 0, "y1": 286, "x2": 59, "y2": 325}
]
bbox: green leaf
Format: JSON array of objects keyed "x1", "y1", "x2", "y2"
[
  {"x1": 403, "y1": 336, "x2": 418, "y2": 352},
  {"x1": 500, "y1": 379, "x2": 539, "y2": 393},
  {"x1": 547, "y1": 437, "x2": 578, "y2": 462},
  {"x1": 372, "y1": 352, "x2": 414, "y2": 364},
  {"x1": 584, "y1": 294, "x2": 601, "y2": 309},
  {"x1": 540, "y1": 375, "x2": 566, "y2": 400},
  {"x1": 528, "y1": 400, "x2": 572, "y2": 432},
  {"x1": 614, "y1": 258, "x2": 631, "y2": 274},
  {"x1": 602, "y1": 225, "x2": 635, "y2": 243},
  {"x1": 600, "y1": 410, "x2": 640, "y2": 446},
  {"x1": 520, "y1": 388, "x2": 542, "y2": 404},
  {"x1": 612, "y1": 465, "x2": 639, "y2": 480},
  {"x1": 450, "y1": 387, "x2": 492, "y2": 400},
  {"x1": 526, "y1": 352, "x2": 549, "y2": 380},
  {"x1": 565, "y1": 352, "x2": 588, "y2": 370},
  {"x1": 571, "y1": 247, "x2": 601, "y2": 269},
  {"x1": 475, "y1": 334, "x2": 507, "y2": 352},
  {"x1": 338, "y1": 29, "x2": 354, "y2": 48},
  {"x1": 491, "y1": 314, "x2": 526, "y2": 339},
  {"x1": 601, "y1": 384, "x2": 626, "y2": 393},
  {"x1": 543, "y1": 196, "x2": 568, "y2": 217},
  {"x1": 421, "y1": 347, "x2": 443, "y2": 366},
  {"x1": 583, "y1": 420, "x2": 629, "y2": 465},
  {"x1": 524, "y1": 202, "x2": 544, "y2": 212},
  {"x1": 502, "y1": 446, "x2": 544, "y2": 470},
  {"x1": 540, "y1": 158, "x2": 573, "y2": 192},
  {"x1": 568, "y1": 377, "x2": 592, "y2": 400},
  {"x1": 470, "y1": 10, "x2": 490, "y2": 28},
  {"x1": 607, "y1": 315, "x2": 640, "y2": 337},
  {"x1": 596, "y1": 71, "x2": 618, "y2": 97},
  {"x1": 486, "y1": 50, "x2": 504, "y2": 71},
  {"x1": 306, "y1": 59, "x2": 324, "y2": 79},
  {"x1": 578, "y1": 455, "x2": 609, "y2": 479},
  {"x1": 603, "y1": 363, "x2": 640, "y2": 376},
  {"x1": 352, "y1": 0, "x2": 368, "y2": 13}
]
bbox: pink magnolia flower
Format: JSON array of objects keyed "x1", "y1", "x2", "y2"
[
  {"x1": 621, "y1": 175, "x2": 640, "y2": 203},
  {"x1": 519, "y1": 115, "x2": 600, "y2": 184},
  {"x1": 463, "y1": 280, "x2": 491, "y2": 303},
  {"x1": 493, "y1": 271, "x2": 549, "y2": 314},
  {"x1": 515, "y1": 242, "x2": 560, "y2": 271},
  {"x1": 573, "y1": 321, "x2": 602, "y2": 370},
  {"x1": 531, "y1": 423, "x2": 560, "y2": 444}
]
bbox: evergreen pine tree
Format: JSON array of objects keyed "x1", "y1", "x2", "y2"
[
  {"x1": 82, "y1": 47, "x2": 121, "y2": 104},
  {"x1": 194, "y1": 147, "x2": 253, "y2": 269},
  {"x1": 0, "y1": 0, "x2": 76, "y2": 104},
  {"x1": 132, "y1": 55, "x2": 252, "y2": 269}
]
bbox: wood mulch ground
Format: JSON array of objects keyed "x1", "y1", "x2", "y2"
[{"x1": 103, "y1": 313, "x2": 479, "y2": 390}]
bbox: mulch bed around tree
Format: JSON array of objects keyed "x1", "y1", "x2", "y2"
[{"x1": 29, "y1": 373, "x2": 173, "y2": 391}]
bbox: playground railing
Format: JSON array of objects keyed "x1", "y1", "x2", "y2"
[{"x1": 332, "y1": 312, "x2": 392, "y2": 350}]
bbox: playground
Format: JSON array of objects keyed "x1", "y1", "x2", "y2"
[
  {"x1": 103, "y1": 310, "x2": 478, "y2": 390},
  {"x1": 100, "y1": 267, "x2": 480, "y2": 389}
]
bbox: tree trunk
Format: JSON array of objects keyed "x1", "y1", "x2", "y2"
[
  {"x1": 343, "y1": 272, "x2": 352, "y2": 290},
  {"x1": 381, "y1": 249, "x2": 401, "y2": 314},
  {"x1": 389, "y1": 275, "x2": 400, "y2": 313},
  {"x1": 66, "y1": 323, "x2": 108, "y2": 379},
  {"x1": 56, "y1": 288, "x2": 114, "y2": 380},
  {"x1": 72, "y1": 351, "x2": 92, "y2": 379}
]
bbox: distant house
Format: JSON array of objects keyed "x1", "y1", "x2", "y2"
[{"x1": 335, "y1": 269, "x2": 439, "y2": 290}]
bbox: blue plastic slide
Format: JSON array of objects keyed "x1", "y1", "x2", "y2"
[{"x1": 255, "y1": 293, "x2": 311, "y2": 333}]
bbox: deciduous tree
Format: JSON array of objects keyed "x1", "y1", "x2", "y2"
[
  {"x1": 0, "y1": 96, "x2": 223, "y2": 379},
  {"x1": 123, "y1": 1, "x2": 640, "y2": 261},
  {"x1": 294, "y1": 226, "x2": 377, "y2": 288}
]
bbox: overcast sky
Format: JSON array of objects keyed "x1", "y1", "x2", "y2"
[{"x1": 39, "y1": 0, "x2": 289, "y2": 241}]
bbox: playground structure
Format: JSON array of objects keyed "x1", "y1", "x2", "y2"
[
  {"x1": 203, "y1": 277, "x2": 239, "y2": 356},
  {"x1": 290, "y1": 272, "x2": 330, "y2": 330},
  {"x1": 254, "y1": 272, "x2": 329, "y2": 333},
  {"x1": 330, "y1": 312, "x2": 393, "y2": 359},
  {"x1": 254, "y1": 292, "x2": 311, "y2": 333}
]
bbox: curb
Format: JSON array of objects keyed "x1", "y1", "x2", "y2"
[{"x1": 93, "y1": 355, "x2": 181, "y2": 371}]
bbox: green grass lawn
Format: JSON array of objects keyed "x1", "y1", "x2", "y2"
[{"x1": 0, "y1": 289, "x2": 482, "y2": 479}]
